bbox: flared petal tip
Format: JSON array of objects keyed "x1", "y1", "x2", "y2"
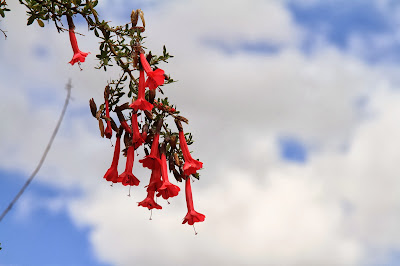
[
  {"x1": 104, "y1": 168, "x2": 118, "y2": 182},
  {"x1": 146, "y1": 69, "x2": 165, "y2": 90},
  {"x1": 69, "y1": 50, "x2": 89, "y2": 65},
  {"x1": 183, "y1": 160, "x2": 203, "y2": 176},
  {"x1": 157, "y1": 183, "x2": 180, "y2": 199},
  {"x1": 138, "y1": 198, "x2": 162, "y2": 210},
  {"x1": 121, "y1": 173, "x2": 140, "y2": 186},
  {"x1": 182, "y1": 211, "x2": 206, "y2": 225},
  {"x1": 140, "y1": 156, "x2": 161, "y2": 170},
  {"x1": 129, "y1": 99, "x2": 154, "y2": 111}
]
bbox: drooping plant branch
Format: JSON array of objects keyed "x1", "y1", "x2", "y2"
[{"x1": 1, "y1": 0, "x2": 205, "y2": 228}]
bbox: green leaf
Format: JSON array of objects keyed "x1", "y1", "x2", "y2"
[
  {"x1": 37, "y1": 19, "x2": 44, "y2": 27},
  {"x1": 27, "y1": 16, "x2": 35, "y2": 26}
]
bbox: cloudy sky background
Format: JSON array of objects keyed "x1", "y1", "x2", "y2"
[{"x1": 2, "y1": 0, "x2": 400, "y2": 265}]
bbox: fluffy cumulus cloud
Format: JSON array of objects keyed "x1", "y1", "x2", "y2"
[{"x1": 2, "y1": 0, "x2": 400, "y2": 265}]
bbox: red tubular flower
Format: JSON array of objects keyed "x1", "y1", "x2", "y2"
[
  {"x1": 179, "y1": 131, "x2": 203, "y2": 176},
  {"x1": 103, "y1": 134, "x2": 121, "y2": 182},
  {"x1": 140, "y1": 53, "x2": 165, "y2": 90},
  {"x1": 138, "y1": 190, "x2": 162, "y2": 210},
  {"x1": 139, "y1": 119, "x2": 163, "y2": 170},
  {"x1": 157, "y1": 144, "x2": 180, "y2": 199},
  {"x1": 129, "y1": 70, "x2": 153, "y2": 111},
  {"x1": 139, "y1": 166, "x2": 163, "y2": 209},
  {"x1": 104, "y1": 99, "x2": 112, "y2": 139},
  {"x1": 68, "y1": 30, "x2": 89, "y2": 65},
  {"x1": 131, "y1": 112, "x2": 144, "y2": 149},
  {"x1": 118, "y1": 146, "x2": 140, "y2": 186},
  {"x1": 182, "y1": 177, "x2": 205, "y2": 225},
  {"x1": 147, "y1": 162, "x2": 163, "y2": 193}
]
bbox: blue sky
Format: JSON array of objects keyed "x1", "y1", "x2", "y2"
[
  {"x1": 0, "y1": 170, "x2": 106, "y2": 266},
  {"x1": 288, "y1": 0, "x2": 400, "y2": 63},
  {"x1": 2, "y1": 0, "x2": 400, "y2": 265}
]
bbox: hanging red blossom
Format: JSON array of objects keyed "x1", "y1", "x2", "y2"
[
  {"x1": 129, "y1": 70, "x2": 153, "y2": 111},
  {"x1": 103, "y1": 133, "x2": 121, "y2": 182},
  {"x1": 146, "y1": 151, "x2": 163, "y2": 193},
  {"x1": 179, "y1": 131, "x2": 203, "y2": 176},
  {"x1": 157, "y1": 143, "x2": 180, "y2": 199},
  {"x1": 139, "y1": 166, "x2": 162, "y2": 210},
  {"x1": 68, "y1": 30, "x2": 89, "y2": 65},
  {"x1": 138, "y1": 190, "x2": 162, "y2": 210},
  {"x1": 140, "y1": 53, "x2": 165, "y2": 90},
  {"x1": 118, "y1": 146, "x2": 140, "y2": 186},
  {"x1": 139, "y1": 119, "x2": 163, "y2": 170},
  {"x1": 139, "y1": 133, "x2": 161, "y2": 170},
  {"x1": 182, "y1": 177, "x2": 205, "y2": 225}
]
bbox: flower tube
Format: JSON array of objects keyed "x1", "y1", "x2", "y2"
[
  {"x1": 103, "y1": 133, "x2": 121, "y2": 182},
  {"x1": 157, "y1": 143, "x2": 180, "y2": 199},
  {"x1": 139, "y1": 119, "x2": 163, "y2": 170},
  {"x1": 131, "y1": 112, "x2": 144, "y2": 149},
  {"x1": 118, "y1": 146, "x2": 140, "y2": 186},
  {"x1": 182, "y1": 177, "x2": 205, "y2": 225},
  {"x1": 178, "y1": 129, "x2": 203, "y2": 176},
  {"x1": 138, "y1": 166, "x2": 162, "y2": 210},
  {"x1": 68, "y1": 30, "x2": 89, "y2": 65},
  {"x1": 129, "y1": 70, "x2": 153, "y2": 111}
]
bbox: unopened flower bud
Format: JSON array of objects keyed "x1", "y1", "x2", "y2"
[
  {"x1": 173, "y1": 169, "x2": 182, "y2": 182},
  {"x1": 174, "y1": 119, "x2": 183, "y2": 131},
  {"x1": 168, "y1": 154, "x2": 175, "y2": 172},
  {"x1": 169, "y1": 135, "x2": 177, "y2": 149},
  {"x1": 131, "y1": 9, "x2": 139, "y2": 26},
  {"x1": 98, "y1": 119, "x2": 105, "y2": 138},
  {"x1": 176, "y1": 115, "x2": 188, "y2": 124},
  {"x1": 104, "y1": 85, "x2": 110, "y2": 99},
  {"x1": 110, "y1": 117, "x2": 119, "y2": 132},
  {"x1": 156, "y1": 118, "x2": 163, "y2": 132},
  {"x1": 149, "y1": 89, "x2": 156, "y2": 104},
  {"x1": 174, "y1": 152, "x2": 181, "y2": 166},
  {"x1": 89, "y1": 98, "x2": 97, "y2": 117},
  {"x1": 146, "y1": 52, "x2": 152, "y2": 63}
]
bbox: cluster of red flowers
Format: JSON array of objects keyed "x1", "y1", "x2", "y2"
[
  {"x1": 92, "y1": 52, "x2": 204, "y2": 227},
  {"x1": 69, "y1": 14, "x2": 205, "y2": 228}
]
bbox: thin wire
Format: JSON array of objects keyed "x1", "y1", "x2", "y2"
[{"x1": 0, "y1": 80, "x2": 72, "y2": 223}]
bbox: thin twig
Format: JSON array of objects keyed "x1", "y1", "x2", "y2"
[
  {"x1": 0, "y1": 28, "x2": 7, "y2": 39},
  {"x1": 0, "y1": 80, "x2": 72, "y2": 223}
]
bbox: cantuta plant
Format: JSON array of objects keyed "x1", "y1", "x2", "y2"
[{"x1": 1, "y1": 0, "x2": 205, "y2": 228}]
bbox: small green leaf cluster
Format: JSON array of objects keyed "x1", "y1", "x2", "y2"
[{"x1": 0, "y1": 0, "x2": 10, "y2": 18}]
